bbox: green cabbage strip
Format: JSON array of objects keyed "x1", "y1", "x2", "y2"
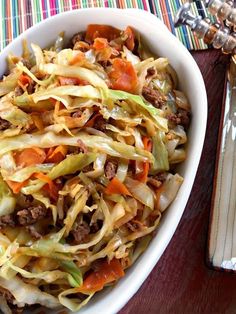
[
  {"x1": 64, "y1": 191, "x2": 88, "y2": 236},
  {"x1": 0, "y1": 99, "x2": 32, "y2": 127},
  {"x1": 59, "y1": 287, "x2": 94, "y2": 312},
  {"x1": 150, "y1": 131, "x2": 169, "y2": 174},
  {"x1": 31, "y1": 43, "x2": 44, "y2": 68},
  {"x1": 21, "y1": 153, "x2": 97, "y2": 195},
  {"x1": 0, "y1": 255, "x2": 31, "y2": 280},
  {"x1": 16, "y1": 62, "x2": 54, "y2": 86},
  {"x1": 4, "y1": 164, "x2": 53, "y2": 182},
  {"x1": 0, "y1": 71, "x2": 22, "y2": 96},
  {"x1": 0, "y1": 175, "x2": 16, "y2": 216},
  {"x1": 32, "y1": 85, "x2": 100, "y2": 105},
  {"x1": 60, "y1": 261, "x2": 83, "y2": 288},
  {"x1": 21, "y1": 83, "x2": 167, "y2": 130},
  {"x1": 0, "y1": 132, "x2": 153, "y2": 163},
  {"x1": 0, "y1": 276, "x2": 60, "y2": 309},
  {"x1": 108, "y1": 89, "x2": 168, "y2": 132},
  {"x1": 4, "y1": 261, "x2": 69, "y2": 283},
  {"x1": 39, "y1": 63, "x2": 107, "y2": 89}
]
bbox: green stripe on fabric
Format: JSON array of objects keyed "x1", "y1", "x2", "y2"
[{"x1": 0, "y1": 0, "x2": 217, "y2": 51}]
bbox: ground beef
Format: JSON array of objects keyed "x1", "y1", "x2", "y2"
[
  {"x1": 142, "y1": 86, "x2": 165, "y2": 108},
  {"x1": 71, "y1": 32, "x2": 85, "y2": 46},
  {"x1": 26, "y1": 81, "x2": 36, "y2": 94},
  {"x1": 24, "y1": 195, "x2": 34, "y2": 204},
  {"x1": 0, "y1": 214, "x2": 15, "y2": 229},
  {"x1": 178, "y1": 108, "x2": 191, "y2": 128},
  {"x1": 0, "y1": 287, "x2": 15, "y2": 303},
  {"x1": 14, "y1": 86, "x2": 24, "y2": 97},
  {"x1": 21, "y1": 58, "x2": 32, "y2": 69},
  {"x1": 147, "y1": 177, "x2": 162, "y2": 189},
  {"x1": 77, "y1": 139, "x2": 88, "y2": 153},
  {"x1": 10, "y1": 306, "x2": 24, "y2": 314},
  {"x1": 17, "y1": 205, "x2": 47, "y2": 226},
  {"x1": 0, "y1": 118, "x2": 11, "y2": 131},
  {"x1": 105, "y1": 160, "x2": 118, "y2": 180},
  {"x1": 90, "y1": 220, "x2": 103, "y2": 234},
  {"x1": 71, "y1": 221, "x2": 90, "y2": 244},
  {"x1": 93, "y1": 116, "x2": 106, "y2": 132},
  {"x1": 167, "y1": 108, "x2": 190, "y2": 129},
  {"x1": 146, "y1": 67, "x2": 155, "y2": 77}
]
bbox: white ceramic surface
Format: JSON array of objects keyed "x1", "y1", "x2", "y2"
[{"x1": 0, "y1": 9, "x2": 207, "y2": 314}]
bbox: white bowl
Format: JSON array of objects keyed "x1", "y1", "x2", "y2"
[{"x1": 0, "y1": 8, "x2": 207, "y2": 314}]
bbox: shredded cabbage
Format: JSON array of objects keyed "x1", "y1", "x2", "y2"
[{"x1": 0, "y1": 175, "x2": 16, "y2": 216}]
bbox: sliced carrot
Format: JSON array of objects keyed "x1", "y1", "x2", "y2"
[
  {"x1": 34, "y1": 173, "x2": 59, "y2": 201},
  {"x1": 124, "y1": 26, "x2": 135, "y2": 51},
  {"x1": 69, "y1": 51, "x2": 85, "y2": 65},
  {"x1": 80, "y1": 259, "x2": 124, "y2": 293},
  {"x1": 18, "y1": 74, "x2": 32, "y2": 86},
  {"x1": 14, "y1": 147, "x2": 46, "y2": 168},
  {"x1": 104, "y1": 177, "x2": 132, "y2": 196},
  {"x1": 93, "y1": 38, "x2": 109, "y2": 50},
  {"x1": 135, "y1": 137, "x2": 152, "y2": 183},
  {"x1": 143, "y1": 137, "x2": 152, "y2": 152},
  {"x1": 6, "y1": 180, "x2": 28, "y2": 194},
  {"x1": 108, "y1": 58, "x2": 138, "y2": 93},
  {"x1": 46, "y1": 145, "x2": 67, "y2": 163},
  {"x1": 85, "y1": 25, "x2": 121, "y2": 43},
  {"x1": 135, "y1": 162, "x2": 149, "y2": 183}
]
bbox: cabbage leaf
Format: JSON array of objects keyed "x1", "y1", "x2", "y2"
[
  {"x1": 39, "y1": 63, "x2": 107, "y2": 89},
  {"x1": 0, "y1": 175, "x2": 16, "y2": 216},
  {"x1": 150, "y1": 131, "x2": 169, "y2": 174},
  {"x1": 0, "y1": 132, "x2": 153, "y2": 163},
  {"x1": 0, "y1": 276, "x2": 60, "y2": 308}
]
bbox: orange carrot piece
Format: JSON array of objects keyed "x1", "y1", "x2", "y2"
[
  {"x1": 93, "y1": 38, "x2": 109, "y2": 50},
  {"x1": 46, "y1": 145, "x2": 67, "y2": 163},
  {"x1": 104, "y1": 177, "x2": 132, "y2": 196},
  {"x1": 14, "y1": 148, "x2": 46, "y2": 168},
  {"x1": 80, "y1": 259, "x2": 124, "y2": 293},
  {"x1": 18, "y1": 74, "x2": 32, "y2": 86},
  {"x1": 135, "y1": 137, "x2": 152, "y2": 183},
  {"x1": 142, "y1": 137, "x2": 152, "y2": 152},
  {"x1": 34, "y1": 173, "x2": 59, "y2": 201},
  {"x1": 124, "y1": 26, "x2": 135, "y2": 51},
  {"x1": 6, "y1": 180, "x2": 28, "y2": 194},
  {"x1": 85, "y1": 25, "x2": 121, "y2": 43},
  {"x1": 69, "y1": 52, "x2": 85, "y2": 65},
  {"x1": 108, "y1": 58, "x2": 138, "y2": 93}
]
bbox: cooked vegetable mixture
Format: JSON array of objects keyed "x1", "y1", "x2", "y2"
[{"x1": 0, "y1": 25, "x2": 190, "y2": 313}]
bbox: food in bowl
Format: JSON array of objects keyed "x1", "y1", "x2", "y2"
[{"x1": 0, "y1": 24, "x2": 190, "y2": 313}]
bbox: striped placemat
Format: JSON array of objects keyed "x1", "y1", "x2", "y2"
[{"x1": 0, "y1": 0, "x2": 214, "y2": 51}]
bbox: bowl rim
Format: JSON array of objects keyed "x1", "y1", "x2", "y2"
[{"x1": 0, "y1": 8, "x2": 208, "y2": 314}]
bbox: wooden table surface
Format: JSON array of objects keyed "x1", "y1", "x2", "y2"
[{"x1": 120, "y1": 50, "x2": 235, "y2": 314}]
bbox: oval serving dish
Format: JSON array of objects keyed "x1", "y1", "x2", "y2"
[{"x1": 0, "y1": 8, "x2": 207, "y2": 314}]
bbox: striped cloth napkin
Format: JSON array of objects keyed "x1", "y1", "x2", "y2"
[{"x1": 0, "y1": 0, "x2": 214, "y2": 51}]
